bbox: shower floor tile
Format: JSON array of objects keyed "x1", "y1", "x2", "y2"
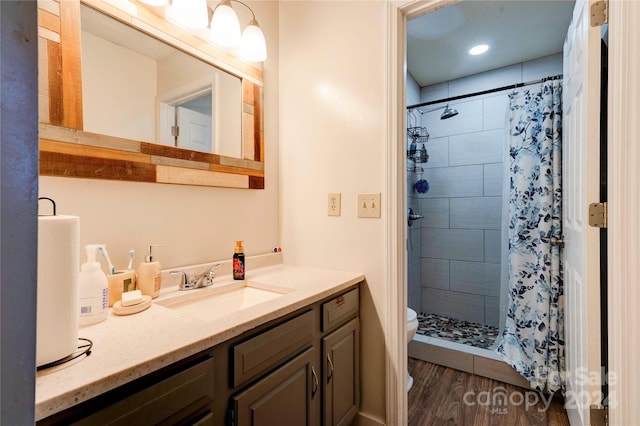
[{"x1": 416, "y1": 313, "x2": 499, "y2": 350}]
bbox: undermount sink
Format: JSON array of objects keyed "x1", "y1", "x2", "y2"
[{"x1": 157, "y1": 281, "x2": 293, "y2": 321}]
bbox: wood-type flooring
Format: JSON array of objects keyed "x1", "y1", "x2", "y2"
[{"x1": 408, "y1": 358, "x2": 570, "y2": 426}]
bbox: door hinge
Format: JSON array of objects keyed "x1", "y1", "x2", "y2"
[
  {"x1": 590, "y1": 0, "x2": 608, "y2": 26},
  {"x1": 589, "y1": 202, "x2": 608, "y2": 228},
  {"x1": 171, "y1": 126, "x2": 179, "y2": 137},
  {"x1": 227, "y1": 408, "x2": 236, "y2": 426},
  {"x1": 590, "y1": 405, "x2": 609, "y2": 426}
]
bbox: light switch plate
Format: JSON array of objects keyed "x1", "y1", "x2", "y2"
[
  {"x1": 357, "y1": 193, "x2": 381, "y2": 218},
  {"x1": 328, "y1": 193, "x2": 341, "y2": 216}
]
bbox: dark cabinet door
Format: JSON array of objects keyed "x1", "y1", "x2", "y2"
[
  {"x1": 232, "y1": 347, "x2": 319, "y2": 426},
  {"x1": 67, "y1": 356, "x2": 215, "y2": 426},
  {"x1": 322, "y1": 318, "x2": 359, "y2": 426}
]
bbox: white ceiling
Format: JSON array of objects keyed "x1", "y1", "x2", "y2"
[{"x1": 407, "y1": 0, "x2": 575, "y2": 88}]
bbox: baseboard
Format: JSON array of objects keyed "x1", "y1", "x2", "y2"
[{"x1": 354, "y1": 411, "x2": 386, "y2": 426}]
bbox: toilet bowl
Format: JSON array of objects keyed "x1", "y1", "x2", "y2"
[{"x1": 407, "y1": 308, "x2": 419, "y2": 391}]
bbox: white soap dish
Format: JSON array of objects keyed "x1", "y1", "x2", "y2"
[{"x1": 112, "y1": 295, "x2": 152, "y2": 316}]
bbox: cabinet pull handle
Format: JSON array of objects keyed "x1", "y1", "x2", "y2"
[
  {"x1": 327, "y1": 354, "x2": 334, "y2": 382},
  {"x1": 311, "y1": 366, "x2": 319, "y2": 397}
]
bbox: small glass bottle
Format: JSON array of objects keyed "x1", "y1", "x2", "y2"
[{"x1": 233, "y1": 240, "x2": 245, "y2": 280}]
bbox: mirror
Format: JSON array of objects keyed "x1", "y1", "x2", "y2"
[
  {"x1": 80, "y1": 4, "x2": 242, "y2": 157},
  {"x1": 38, "y1": 0, "x2": 264, "y2": 189}
]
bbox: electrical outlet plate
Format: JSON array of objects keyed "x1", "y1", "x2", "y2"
[
  {"x1": 357, "y1": 193, "x2": 381, "y2": 218},
  {"x1": 328, "y1": 193, "x2": 341, "y2": 216}
]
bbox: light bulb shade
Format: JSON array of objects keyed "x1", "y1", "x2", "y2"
[
  {"x1": 138, "y1": 0, "x2": 168, "y2": 6},
  {"x1": 171, "y1": 0, "x2": 208, "y2": 29},
  {"x1": 239, "y1": 20, "x2": 267, "y2": 62},
  {"x1": 210, "y1": 2, "x2": 241, "y2": 48}
]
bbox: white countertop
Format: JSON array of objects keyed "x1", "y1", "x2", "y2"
[{"x1": 35, "y1": 262, "x2": 364, "y2": 421}]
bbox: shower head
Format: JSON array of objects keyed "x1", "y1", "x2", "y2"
[
  {"x1": 417, "y1": 104, "x2": 460, "y2": 120},
  {"x1": 440, "y1": 105, "x2": 459, "y2": 120}
]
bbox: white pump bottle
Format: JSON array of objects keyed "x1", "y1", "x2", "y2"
[{"x1": 78, "y1": 244, "x2": 109, "y2": 326}]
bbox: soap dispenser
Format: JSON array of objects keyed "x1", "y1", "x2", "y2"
[
  {"x1": 137, "y1": 245, "x2": 162, "y2": 298},
  {"x1": 233, "y1": 240, "x2": 245, "y2": 280},
  {"x1": 78, "y1": 244, "x2": 109, "y2": 326}
]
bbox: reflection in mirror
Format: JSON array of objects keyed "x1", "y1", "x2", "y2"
[{"x1": 80, "y1": 4, "x2": 242, "y2": 157}]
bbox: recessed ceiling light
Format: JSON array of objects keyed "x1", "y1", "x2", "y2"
[{"x1": 469, "y1": 44, "x2": 489, "y2": 55}]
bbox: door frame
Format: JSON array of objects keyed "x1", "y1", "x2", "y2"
[
  {"x1": 385, "y1": 1, "x2": 458, "y2": 424},
  {"x1": 385, "y1": 0, "x2": 640, "y2": 424},
  {"x1": 606, "y1": 1, "x2": 640, "y2": 423}
]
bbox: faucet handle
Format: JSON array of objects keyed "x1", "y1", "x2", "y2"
[
  {"x1": 171, "y1": 271, "x2": 193, "y2": 290},
  {"x1": 173, "y1": 267, "x2": 215, "y2": 290}
]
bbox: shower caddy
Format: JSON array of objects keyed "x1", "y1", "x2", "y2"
[{"x1": 406, "y1": 109, "x2": 430, "y2": 195}]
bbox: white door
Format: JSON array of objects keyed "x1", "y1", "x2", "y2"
[
  {"x1": 562, "y1": 0, "x2": 602, "y2": 424},
  {"x1": 176, "y1": 106, "x2": 212, "y2": 153}
]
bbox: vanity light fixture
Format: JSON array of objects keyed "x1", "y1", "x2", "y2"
[
  {"x1": 238, "y1": 17, "x2": 267, "y2": 62},
  {"x1": 140, "y1": 0, "x2": 267, "y2": 62},
  {"x1": 171, "y1": 0, "x2": 209, "y2": 29},
  {"x1": 210, "y1": 0, "x2": 267, "y2": 62},
  {"x1": 137, "y1": 0, "x2": 168, "y2": 6},
  {"x1": 210, "y1": 0, "x2": 242, "y2": 48}
]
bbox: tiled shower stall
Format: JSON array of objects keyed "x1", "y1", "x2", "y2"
[{"x1": 407, "y1": 53, "x2": 563, "y2": 334}]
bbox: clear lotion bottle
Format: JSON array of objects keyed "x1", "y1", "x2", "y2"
[{"x1": 233, "y1": 240, "x2": 245, "y2": 280}]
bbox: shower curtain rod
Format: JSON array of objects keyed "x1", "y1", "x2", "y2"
[{"x1": 407, "y1": 73, "x2": 563, "y2": 110}]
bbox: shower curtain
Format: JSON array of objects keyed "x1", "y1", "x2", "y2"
[{"x1": 495, "y1": 80, "x2": 564, "y2": 393}]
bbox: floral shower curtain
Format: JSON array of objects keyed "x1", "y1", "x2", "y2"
[{"x1": 495, "y1": 80, "x2": 564, "y2": 393}]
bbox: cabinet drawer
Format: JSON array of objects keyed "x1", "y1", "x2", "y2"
[
  {"x1": 73, "y1": 356, "x2": 214, "y2": 425},
  {"x1": 233, "y1": 310, "x2": 314, "y2": 388},
  {"x1": 322, "y1": 288, "x2": 359, "y2": 332}
]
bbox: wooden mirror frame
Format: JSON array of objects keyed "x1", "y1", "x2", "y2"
[{"x1": 37, "y1": 0, "x2": 264, "y2": 189}]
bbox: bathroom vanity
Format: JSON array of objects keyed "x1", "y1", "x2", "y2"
[{"x1": 35, "y1": 264, "x2": 363, "y2": 425}]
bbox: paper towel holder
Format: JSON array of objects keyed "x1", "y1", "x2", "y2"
[
  {"x1": 38, "y1": 196, "x2": 57, "y2": 216},
  {"x1": 36, "y1": 338, "x2": 93, "y2": 371}
]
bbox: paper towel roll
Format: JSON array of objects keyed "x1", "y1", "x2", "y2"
[{"x1": 37, "y1": 215, "x2": 80, "y2": 367}]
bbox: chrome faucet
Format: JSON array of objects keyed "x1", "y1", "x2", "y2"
[{"x1": 172, "y1": 267, "x2": 216, "y2": 290}]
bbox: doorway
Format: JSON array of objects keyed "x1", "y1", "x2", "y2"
[
  {"x1": 404, "y1": 0, "x2": 573, "y2": 379},
  {"x1": 389, "y1": 1, "x2": 640, "y2": 424}
]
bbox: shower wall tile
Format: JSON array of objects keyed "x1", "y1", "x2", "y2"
[
  {"x1": 422, "y1": 136, "x2": 448, "y2": 169},
  {"x1": 422, "y1": 99, "x2": 483, "y2": 138},
  {"x1": 450, "y1": 197, "x2": 501, "y2": 230},
  {"x1": 408, "y1": 287, "x2": 421, "y2": 313},
  {"x1": 420, "y1": 82, "x2": 448, "y2": 103},
  {"x1": 483, "y1": 163, "x2": 504, "y2": 196},
  {"x1": 522, "y1": 53, "x2": 563, "y2": 82},
  {"x1": 423, "y1": 165, "x2": 483, "y2": 198},
  {"x1": 411, "y1": 54, "x2": 564, "y2": 328},
  {"x1": 484, "y1": 296, "x2": 500, "y2": 327},
  {"x1": 422, "y1": 228, "x2": 484, "y2": 261},
  {"x1": 408, "y1": 192, "x2": 421, "y2": 211},
  {"x1": 450, "y1": 261, "x2": 501, "y2": 297},
  {"x1": 484, "y1": 230, "x2": 502, "y2": 264},
  {"x1": 421, "y1": 258, "x2": 450, "y2": 290},
  {"x1": 449, "y1": 129, "x2": 504, "y2": 166},
  {"x1": 407, "y1": 72, "x2": 421, "y2": 106},
  {"x1": 448, "y1": 64, "x2": 521, "y2": 98},
  {"x1": 408, "y1": 226, "x2": 422, "y2": 261},
  {"x1": 421, "y1": 288, "x2": 485, "y2": 324},
  {"x1": 408, "y1": 262, "x2": 421, "y2": 304},
  {"x1": 483, "y1": 92, "x2": 510, "y2": 130},
  {"x1": 420, "y1": 198, "x2": 449, "y2": 229}
]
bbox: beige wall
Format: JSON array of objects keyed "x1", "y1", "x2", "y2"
[
  {"x1": 278, "y1": 1, "x2": 388, "y2": 423},
  {"x1": 41, "y1": 0, "x2": 390, "y2": 422},
  {"x1": 39, "y1": 0, "x2": 280, "y2": 271}
]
